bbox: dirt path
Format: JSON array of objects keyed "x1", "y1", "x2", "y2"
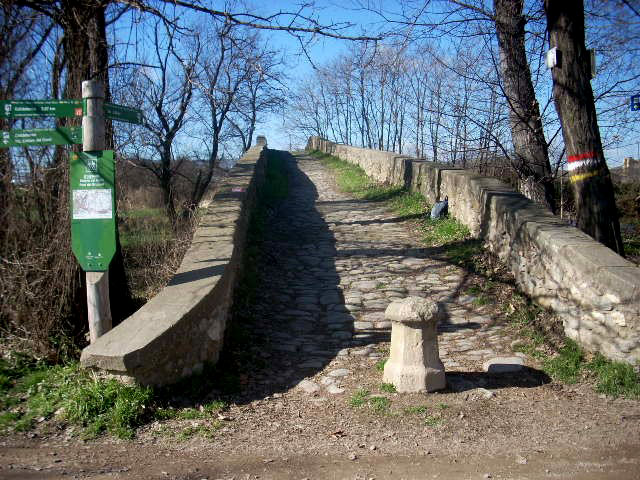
[{"x1": 1, "y1": 152, "x2": 639, "y2": 479}]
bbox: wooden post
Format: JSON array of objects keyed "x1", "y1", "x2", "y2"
[{"x1": 82, "y1": 79, "x2": 112, "y2": 343}]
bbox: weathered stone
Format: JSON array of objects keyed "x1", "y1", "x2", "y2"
[
  {"x1": 482, "y1": 356, "x2": 525, "y2": 373},
  {"x1": 328, "y1": 368, "x2": 351, "y2": 377},
  {"x1": 383, "y1": 297, "x2": 446, "y2": 393},
  {"x1": 296, "y1": 379, "x2": 320, "y2": 394}
]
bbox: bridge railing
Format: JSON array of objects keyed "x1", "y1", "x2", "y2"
[
  {"x1": 81, "y1": 145, "x2": 268, "y2": 385},
  {"x1": 308, "y1": 136, "x2": 640, "y2": 366}
]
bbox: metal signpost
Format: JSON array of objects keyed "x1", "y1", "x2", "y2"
[{"x1": 0, "y1": 83, "x2": 143, "y2": 343}]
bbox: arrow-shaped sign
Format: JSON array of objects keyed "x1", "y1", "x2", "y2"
[
  {"x1": 104, "y1": 102, "x2": 143, "y2": 124},
  {"x1": 0, "y1": 99, "x2": 83, "y2": 118},
  {"x1": 0, "y1": 126, "x2": 82, "y2": 148}
]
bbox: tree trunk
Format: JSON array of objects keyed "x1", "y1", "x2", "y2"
[
  {"x1": 494, "y1": 0, "x2": 557, "y2": 213},
  {"x1": 60, "y1": 0, "x2": 134, "y2": 324},
  {"x1": 544, "y1": 0, "x2": 624, "y2": 254}
]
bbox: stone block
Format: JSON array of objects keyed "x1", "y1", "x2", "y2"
[{"x1": 383, "y1": 297, "x2": 445, "y2": 393}]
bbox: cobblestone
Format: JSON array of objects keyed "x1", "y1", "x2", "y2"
[{"x1": 244, "y1": 152, "x2": 524, "y2": 394}]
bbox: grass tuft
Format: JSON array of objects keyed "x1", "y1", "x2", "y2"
[
  {"x1": 587, "y1": 354, "x2": 640, "y2": 398},
  {"x1": 349, "y1": 388, "x2": 370, "y2": 408},
  {"x1": 380, "y1": 382, "x2": 397, "y2": 393}
]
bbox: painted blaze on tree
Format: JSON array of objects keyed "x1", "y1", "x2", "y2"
[{"x1": 544, "y1": 0, "x2": 624, "y2": 255}]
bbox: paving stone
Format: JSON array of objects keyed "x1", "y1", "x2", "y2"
[{"x1": 328, "y1": 368, "x2": 351, "y2": 377}]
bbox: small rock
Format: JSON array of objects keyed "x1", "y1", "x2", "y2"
[
  {"x1": 515, "y1": 455, "x2": 527, "y2": 465},
  {"x1": 484, "y1": 474, "x2": 492, "y2": 479},
  {"x1": 327, "y1": 384, "x2": 345, "y2": 394},
  {"x1": 482, "y1": 356, "x2": 525, "y2": 373},
  {"x1": 475, "y1": 388, "x2": 495, "y2": 399},
  {"x1": 349, "y1": 453, "x2": 358, "y2": 461},
  {"x1": 296, "y1": 379, "x2": 320, "y2": 394},
  {"x1": 328, "y1": 368, "x2": 351, "y2": 378},
  {"x1": 369, "y1": 445, "x2": 377, "y2": 451}
]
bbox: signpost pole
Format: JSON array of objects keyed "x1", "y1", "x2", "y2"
[{"x1": 82, "y1": 80, "x2": 112, "y2": 343}]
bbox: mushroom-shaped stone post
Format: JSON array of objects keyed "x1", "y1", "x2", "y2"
[{"x1": 383, "y1": 296, "x2": 446, "y2": 392}]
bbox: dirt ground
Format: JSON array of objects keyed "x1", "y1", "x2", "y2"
[{"x1": 2, "y1": 152, "x2": 639, "y2": 479}]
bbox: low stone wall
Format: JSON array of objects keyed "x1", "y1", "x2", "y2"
[
  {"x1": 81, "y1": 145, "x2": 268, "y2": 386},
  {"x1": 307, "y1": 136, "x2": 640, "y2": 365}
]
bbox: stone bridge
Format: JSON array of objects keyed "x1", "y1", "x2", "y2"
[{"x1": 81, "y1": 138, "x2": 640, "y2": 387}]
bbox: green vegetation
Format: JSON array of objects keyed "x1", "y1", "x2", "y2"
[
  {"x1": 0, "y1": 350, "x2": 237, "y2": 439},
  {"x1": 313, "y1": 151, "x2": 471, "y2": 252},
  {"x1": 349, "y1": 388, "x2": 370, "y2": 408},
  {"x1": 348, "y1": 389, "x2": 392, "y2": 414},
  {"x1": 587, "y1": 354, "x2": 640, "y2": 398},
  {"x1": 375, "y1": 358, "x2": 387, "y2": 372},
  {"x1": 119, "y1": 207, "x2": 173, "y2": 248},
  {"x1": 424, "y1": 415, "x2": 443, "y2": 427},
  {"x1": 369, "y1": 396, "x2": 391, "y2": 414},
  {"x1": 505, "y1": 297, "x2": 640, "y2": 398},
  {"x1": 0, "y1": 358, "x2": 152, "y2": 439},
  {"x1": 422, "y1": 217, "x2": 470, "y2": 246},
  {"x1": 542, "y1": 339, "x2": 584, "y2": 384},
  {"x1": 402, "y1": 405, "x2": 443, "y2": 426},
  {"x1": 403, "y1": 405, "x2": 429, "y2": 415},
  {"x1": 380, "y1": 382, "x2": 397, "y2": 393}
]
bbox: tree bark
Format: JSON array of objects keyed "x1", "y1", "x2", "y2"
[
  {"x1": 59, "y1": 0, "x2": 134, "y2": 323},
  {"x1": 494, "y1": 0, "x2": 557, "y2": 213},
  {"x1": 544, "y1": 0, "x2": 624, "y2": 254}
]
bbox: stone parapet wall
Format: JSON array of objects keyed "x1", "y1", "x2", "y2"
[
  {"x1": 81, "y1": 145, "x2": 268, "y2": 386},
  {"x1": 307, "y1": 136, "x2": 640, "y2": 365}
]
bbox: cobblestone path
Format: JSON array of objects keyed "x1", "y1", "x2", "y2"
[{"x1": 245, "y1": 151, "x2": 525, "y2": 396}]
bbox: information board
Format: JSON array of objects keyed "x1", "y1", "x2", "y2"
[{"x1": 70, "y1": 150, "x2": 116, "y2": 271}]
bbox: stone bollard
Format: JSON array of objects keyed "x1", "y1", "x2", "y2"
[{"x1": 383, "y1": 297, "x2": 446, "y2": 393}]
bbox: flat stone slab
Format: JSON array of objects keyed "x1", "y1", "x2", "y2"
[
  {"x1": 296, "y1": 379, "x2": 320, "y2": 394},
  {"x1": 483, "y1": 356, "x2": 525, "y2": 373},
  {"x1": 328, "y1": 368, "x2": 351, "y2": 377}
]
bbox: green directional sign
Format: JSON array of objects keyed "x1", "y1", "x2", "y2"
[
  {"x1": 0, "y1": 126, "x2": 82, "y2": 148},
  {"x1": 0, "y1": 99, "x2": 83, "y2": 118},
  {"x1": 70, "y1": 150, "x2": 116, "y2": 272},
  {"x1": 104, "y1": 102, "x2": 143, "y2": 124}
]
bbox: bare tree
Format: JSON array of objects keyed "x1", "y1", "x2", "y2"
[{"x1": 132, "y1": 21, "x2": 199, "y2": 224}]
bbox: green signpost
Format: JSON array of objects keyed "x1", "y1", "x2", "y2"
[
  {"x1": 70, "y1": 150, "x2": 116, "y2": 272},
  {"x1": 0, "y1": 126, "x2": 82, "y2": 147},
  {"x1": 0, "y1": 99, "x2": 83, "y2": 118},
  {"x1": 104, "y1": 102, "x2": 143, "y2": 124}
]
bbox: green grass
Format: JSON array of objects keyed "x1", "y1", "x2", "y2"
[
  {"x1": 349, "y1": 388, "x2": 370, "y2": 408},
  {"x1": 119, "y1": 208, "x2": 173, "y2": 248},
  {"x1": 380, "y1": 382, "x2": 397, "y2": 393},
  {"x1": 543, "y1": 339, "x2": 584, "y2": 384},
  {"x1": 0, "y1": 360, "x2": 152, "y2": 439},
  {"x1": 424, "y1": 415, "x2": 443, "y2": 427},
  {"x1": 369, "y1": 396, "x2": 391, "y2": 414},
  {"x1": 587, "y1": 354, "x2": 640, "y2": 398},
  {"x1": 422, "y1": 217, "x2": 470, "y2": 246},
  {"x1": 179, "y1": 421, "x2": 222, "y2": 440},
  {"x1": 403, "y1": 405, "x2": 429, "y2": 415},
  {"x1": 375, "y1": 359, "x2": 387, "y2": 372},
  {"x1": 389, "y1": 191, "x2": 429, "y2": 216},
  {"x1": 0, "y1": 352, "x2": 236, "y2": 439}
]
